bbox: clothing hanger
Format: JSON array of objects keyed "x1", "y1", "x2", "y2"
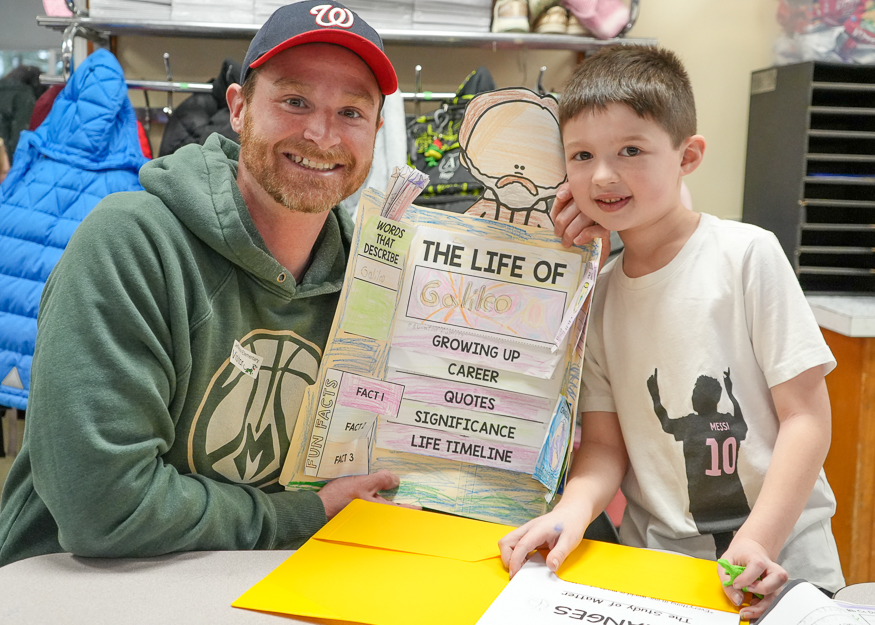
[{"x1": 401, "y1": 64, "x2": 455, "y2": 106}]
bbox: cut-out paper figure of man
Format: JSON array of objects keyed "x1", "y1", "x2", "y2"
[
  {"x1": 647, "y1": 368, "x2": 751, "y2": 557},
  {"x1": 458, "y1": 88, "x2": 566, "y2": 228}
]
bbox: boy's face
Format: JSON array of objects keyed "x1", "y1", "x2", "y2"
[{"x1": 563, "y1": 102, "x2": 701, "y2": 234}]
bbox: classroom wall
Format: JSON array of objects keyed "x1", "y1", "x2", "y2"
[{"x1": 115, "y1": 0, "x2": 781, "y2": 220}]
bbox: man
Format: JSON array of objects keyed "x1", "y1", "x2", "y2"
[{"x1": 0, "y1": 0, "x2": 403, "y2": 566}]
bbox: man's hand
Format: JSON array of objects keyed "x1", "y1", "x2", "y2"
[
  {"x1": 717, "y1": 536, "x2": 789, "y2": 621},
  {"x1": 551, "y1": 183, "x2": 611, "y2": 259},
  {"x1": 498, "y1": 500, "x2": 590, "y2": 579},
  {"x1": 316, "y1": 470, "x2": 402, "y2": 520}
]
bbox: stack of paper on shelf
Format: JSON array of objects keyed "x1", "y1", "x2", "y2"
[
  {"x1": 172, "y1": 0, "x2": 254, "y2": 23},
  {"x1": 343, "y1": 1, "x2": 414, "y2": 30},
  {"x1": 253, "y1": 0, "x2": 295, "y2": 25},
  {"x1": 413, "y1": 0, "x2": 492, "y2": 32},
  {"x1": 89, "y1": 0, "x2": 171, "y2": 20}
]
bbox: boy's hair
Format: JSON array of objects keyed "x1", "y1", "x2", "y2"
[{"x1": 559, "y1": 45, "x2": 696, "y2": 148}]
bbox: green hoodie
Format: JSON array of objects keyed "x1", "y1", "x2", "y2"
[{"x1": 0, "y1": 134, "x2": 353, "y2": 566}]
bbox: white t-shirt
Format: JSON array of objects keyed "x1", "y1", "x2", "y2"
[{"x1": 581, "y1": 213, "x2": 844, "y2": 591}]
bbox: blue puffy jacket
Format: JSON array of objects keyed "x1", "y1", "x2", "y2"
[{"x1": 0, "y1": 49, "x2": 147, "y2": 410}]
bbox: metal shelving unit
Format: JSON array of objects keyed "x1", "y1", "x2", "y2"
[
  {"x1": 742, "y1": 61, "x2": 875, "y2": 294},
  {"x1": 36, "y1": 16, "x2": 657, "y2": 52}
]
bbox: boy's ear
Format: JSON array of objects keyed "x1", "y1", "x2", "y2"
[{"x1": 680, "y1": 135, "x2": 706, "y2": 176}]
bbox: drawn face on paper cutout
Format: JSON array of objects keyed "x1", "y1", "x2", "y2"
[{"x1": 459, "y1": 89, "x2": 565, "y2": 226}]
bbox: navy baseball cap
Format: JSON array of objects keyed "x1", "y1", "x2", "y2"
[{"x1": 242, "y1": 1, "x2": 398, "y2": 95}]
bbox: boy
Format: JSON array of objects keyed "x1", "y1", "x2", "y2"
[{"x1": 499, "y1": 45, "x2": 844, "y2": 621}]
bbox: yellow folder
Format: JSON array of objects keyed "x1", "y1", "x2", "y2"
[{"x1": 233, "y1": 500, "x2": 738, "y2": 624}]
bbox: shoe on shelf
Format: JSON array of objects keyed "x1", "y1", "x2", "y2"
[
  {"x1": 528, "y1": 0, "x2": 562, "y2": 25},
  {"x1": 565, "y1": 11, "x2": 592, "y2": 35},
  {"x1": 562, "y1": 0, "x2": 630, "y2": 39},
  {"x1": 492, "y1": 0, "x2": 530, "y2": 33},
  {"x1": 534, "y1": 6, "x2": 569, "y2": 34}
]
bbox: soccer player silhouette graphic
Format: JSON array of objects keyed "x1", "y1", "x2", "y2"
[{"x1": 647, "y1": 368, "x2": 751, "y2": 558}]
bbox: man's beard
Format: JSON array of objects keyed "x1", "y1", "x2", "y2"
[{"x1": 238, "y1": 114, "x2": 371, "y2": 214}]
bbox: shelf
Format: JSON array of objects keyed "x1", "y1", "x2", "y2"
[
  {"x1": 807, "y1": 154, "x2": 875, "y2": 162},
  {"x1": 810, "y1": 106, "x2": 875, "y2": 115},
  {"x1": 799, "y1": 246, "x2": 875, "y2": 254},
  {"x1": 35, "y1": 16, "x2": 657, "y2": 51},
  {"x1": 809, "y1": 129, "x2": 875, "y2": 139},
  {"x1": 813, "y1": 81, "x2": 875, "y2": 92},
  {"x1": 804, "y1": 199, "x2": 875, "y2": 208},
  {"x1": 805, "y1": 175, "x2": 875, "y2": 184}
]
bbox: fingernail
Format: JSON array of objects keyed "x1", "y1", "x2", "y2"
[
  {"x1": 739, "y1": 610, "x2": 750, "y2": 621},
  {"x1": 732, "y1": 592, "x2": 743, "y2": 606}
]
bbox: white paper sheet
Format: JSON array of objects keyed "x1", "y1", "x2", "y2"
[{"x1": 477, "y1": 553, "x2": 739, "y2": 625}]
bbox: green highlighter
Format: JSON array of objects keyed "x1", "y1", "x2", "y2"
[{"x1": 717, "y1": 558, "x2": 765, "y2": 600}]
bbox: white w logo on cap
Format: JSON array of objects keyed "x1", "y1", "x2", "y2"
[{"x1": 310, "y1": 4, "x2": 354, "y2": 28}]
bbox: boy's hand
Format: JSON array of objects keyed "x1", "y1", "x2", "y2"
[
  {"x1": 717, "y1": 536, "x2": 789, "y2": 621},
  {"x1": 498, "y1": 502, "x2": 590, "y2": 579},
  {"x1": 551, "y1": 183, "x2": 611, "y2": 258}
]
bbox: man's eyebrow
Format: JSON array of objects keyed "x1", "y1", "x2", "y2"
[
  {"x1": 343, "y1": 89, "x2": 376, "y2": 108},
  {"x1": 272, "y1": 77, "x2": 309, "y2": 92},
  {"x1": 271, "y1": 77, "x2": 375, "y2": 108}
]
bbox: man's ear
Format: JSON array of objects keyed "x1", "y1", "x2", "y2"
[
  {"x1": 680, "y1": 134, "x2": 706, "y2": 176},
  {"x1": 227, "y1": 83, "x2": 246, "y2": 134}
]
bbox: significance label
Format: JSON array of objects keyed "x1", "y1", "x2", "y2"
[{"x1": 386, "y1": 399, "x2": 546, "y2": 448}]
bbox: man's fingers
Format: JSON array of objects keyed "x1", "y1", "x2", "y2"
[{"x1": 360, "y1": 469, "x2": 400, "y2": 493}]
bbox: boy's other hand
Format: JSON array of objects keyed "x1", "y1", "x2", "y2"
[
  {"x1": 717, "y1": 536, "x2": 788, "y2": 621},
  {"x1": 551, "y1": 183, "x2": 611, "y2": 261},
  {"x1": 498, "y1": 504, "x2": 589, "y2": 579}
]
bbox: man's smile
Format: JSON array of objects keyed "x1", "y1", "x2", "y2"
[{"x1": 285, "y1": 152, "x2": 341, "y2": 171}]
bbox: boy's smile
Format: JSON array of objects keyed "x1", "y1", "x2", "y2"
[{"x1": 562, "y1": 102, "x2": 703, "y2": 238}]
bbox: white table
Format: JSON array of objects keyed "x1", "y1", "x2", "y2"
[{"x1": 0, "y1": 550, "x2": 301, "y2": 624}]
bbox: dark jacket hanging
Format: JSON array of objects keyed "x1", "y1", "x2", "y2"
[{"x1": 158, "y1": 57, "x2": 242, "y2": 157}]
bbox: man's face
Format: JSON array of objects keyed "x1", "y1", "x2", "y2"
[{"x1": 235, "y1": 43, "x2": 382, "y2": 214}]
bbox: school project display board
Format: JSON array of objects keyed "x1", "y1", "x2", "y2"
[
  {"x1": 279, "y1": 191, "x2": 599, "y2": 524},
  {"x1": 280, "y1": 88, "x2": 601, "y2": 525}
]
